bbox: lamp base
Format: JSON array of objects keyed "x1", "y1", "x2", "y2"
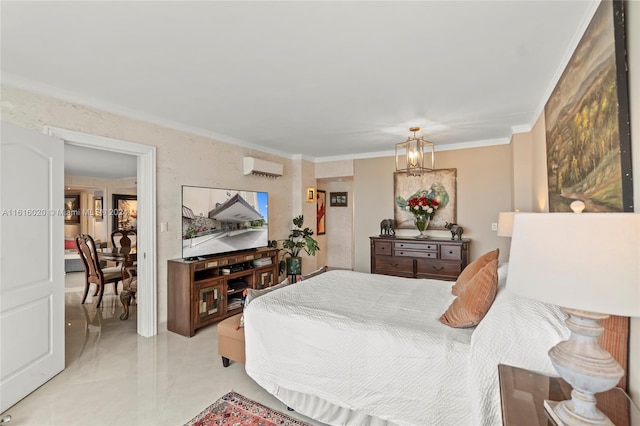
[
  {"x1": 547, "y1": 308, "x2": 622, "y2": 426},
  {"x1": 544, "y1": 399, "x2": 613, "y2": 426}
]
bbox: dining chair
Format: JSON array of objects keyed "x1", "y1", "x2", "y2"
[
  {"x1": 111, "y1": 229, "x2": 137, "y2": 249},
  {"x1": 110, "y1": 230, "x2": 137, "y2": 267},
  {"x1": 74, "y1": 234, "x2": 123, "y2": 307},
  {"x1": 119, "y1": 266, "x2": 137, "y2": 320}
]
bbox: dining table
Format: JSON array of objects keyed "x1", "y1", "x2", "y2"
[
  {"x1": 97, "y1": 246, "x2": 137, "y2": 267},
  {"x1": 97, "y1": 247, "x2": 137, "y2": 320},
  {"x1": 97, "y1": 246, "x2": 137, "y2": 280}
]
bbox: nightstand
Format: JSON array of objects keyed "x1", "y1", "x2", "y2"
[{"x1": 498, "y1": 364, "x2": 639, "y2": 426}]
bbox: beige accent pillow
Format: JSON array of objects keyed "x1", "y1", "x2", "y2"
[
  {"x1": 451, "y1": 248, "x2": 499, "y2": 296},
  {"x1": 239, "y1": 278, "x2": 291, "y2": 328},
  {"x1": 440, "y1": 259, "x2": 499, "y2": 328},
  {"x1": 301, "y1": 265, "x2": 328, "y2": 281}
]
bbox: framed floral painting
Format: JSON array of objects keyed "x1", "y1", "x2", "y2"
[{"x1": 394, "y1": 169, "x2": 457, "y2": 230}]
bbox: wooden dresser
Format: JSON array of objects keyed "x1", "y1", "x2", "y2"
[{"x1": 370, "y1": 236, "x2": 470, "y2": 281}]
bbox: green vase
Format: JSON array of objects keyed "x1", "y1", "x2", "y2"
[{"x1": 286, "y1": 257, "x2": 302, "y2": 275}]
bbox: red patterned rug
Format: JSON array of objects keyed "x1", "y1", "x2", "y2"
[{"x1": 185, "y1": 391, "x2": 312, "y2": 426}]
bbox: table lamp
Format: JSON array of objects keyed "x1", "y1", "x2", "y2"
[
  {"x1": 497, "y1": 211, "x2": 517, "y2": 237},
  {"x1": 506, "y1": 213, "x2": 640, "y2": 426}
]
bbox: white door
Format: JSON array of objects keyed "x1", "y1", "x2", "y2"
[{"x1": 0, "y1": 122, "x2": 65, "y2": 412}]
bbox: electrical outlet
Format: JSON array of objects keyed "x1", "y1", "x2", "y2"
[
  {"x1": 160, "y1": 222, "x2": 168, "y2": 232},
  {"x1": 491, "y1": 222, "x2": 498, "y2": 231}
]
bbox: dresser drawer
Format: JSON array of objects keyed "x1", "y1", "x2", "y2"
[
  {"x1": 395, "y1": 249, "x2": 438, "y2": 259},
  {"x1": 374, "y1": 241, "x2": 392, "y2": 256},
  {"x1": 440, "y1": 245, "x2": 462, "y2": 260},
  {"x1": 374, "y1": 255, "x2": 414, "y2": 271},
  {"x1": 416, "y1": 259, "x2": 462, "y2": 279},
  {"x1": 394, "y1": 241, "x2": 438, "y2": 251}
]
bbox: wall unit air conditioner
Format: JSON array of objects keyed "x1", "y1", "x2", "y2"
[{"x1": 243, "y1": 157, "x2": 283, "y2": 178}]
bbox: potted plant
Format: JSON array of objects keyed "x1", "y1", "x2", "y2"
[{"x1": 269, "y1": 215, "x2": 319, "y2": 276}]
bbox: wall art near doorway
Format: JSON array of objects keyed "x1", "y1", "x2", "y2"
[
  {"x1": 93, "y1": 197, "x2": 103, "y2": 220},
  {"x1": 112, "y1": 194, "x2": 137, "y2": 231},
  {"x1": 329, "y1": 192, "x2": 347, "y2": 207},
  {"x1": 64, "y1": 194, "x2": 80, "y2": 224},
  {"x1": 317, "y1": 190, "x2": 326, "y2": 235}
]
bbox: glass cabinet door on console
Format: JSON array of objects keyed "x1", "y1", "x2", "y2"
[
  {"x1": 255, "y1": 269, "x2": 275, "y2": 289},
  {"x1": 194, "y1": 280, "x2": 224, "y2": 325}
]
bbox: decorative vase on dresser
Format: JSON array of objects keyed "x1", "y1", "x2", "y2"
[
  {"x1": 414, "y1": 217, "x2": 430, "y2": 238},
  {"x1": 370, "y1": 236, "x2": 470, "y2": 281}
]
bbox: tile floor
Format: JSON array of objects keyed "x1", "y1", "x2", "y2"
[{"x1": 0, "y1": 272, "x2": 324, "y2": 426}]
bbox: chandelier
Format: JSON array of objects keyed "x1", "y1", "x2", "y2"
[{"x1": 395, "y1": 127, "x2": 435, "y2": 176}]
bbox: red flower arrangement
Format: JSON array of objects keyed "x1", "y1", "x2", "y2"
[{"x1": 407, "y1": 195, "x2": 439, "y2": 220}]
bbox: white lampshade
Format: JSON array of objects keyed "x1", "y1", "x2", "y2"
[
  {"x1": 506, "y1": 213, "x2": 640, "y2": 317},
  {"x1": 497, "y1": 212, "x2": 516, "y2": 237}
]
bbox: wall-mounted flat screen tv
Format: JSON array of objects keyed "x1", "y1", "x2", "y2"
[{"x1": 182, "y1": 185, "x2": 269, "y2": 259}]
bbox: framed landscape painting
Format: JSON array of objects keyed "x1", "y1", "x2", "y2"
[
  {"x1": 394, "y1": 169, "x2": 457, "y2": 230},
  {"x1": 545, "y1": 0, "x2": 632, "y2": 212}
]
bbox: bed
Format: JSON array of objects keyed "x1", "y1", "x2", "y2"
[{"x1": 244, "y1": 268, "x2": 571, "y2": 426}]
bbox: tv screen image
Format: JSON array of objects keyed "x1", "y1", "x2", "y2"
[{"x1": 182, "y1": 185, "x2": 269, "y2": 259}]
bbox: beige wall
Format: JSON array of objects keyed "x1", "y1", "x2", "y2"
[
  {"x1": 530, "y1": 114, "x2": 550, "y2": 212},
  {"x1": 322, "y1": 179, "x2": 354, "y2": 270},
  {"x1": 511, "y1": 114, "x2": 549, "y2": 214},
  {"x1": 353, "y1": 145, "x2": 513, "y2": 273},
  {"x1": 316, "y1": 159, "x2": 354, "y2": 179},
  {"x1": 511, "y1": 131, "x2": 534, "y2": 212},
  {"x1": 1, "y1": 85, "x2": 294, "y2": 326},
  {"x1": 316, "y1": 160, "x2": 355, "y2": 271},
  {"x1": 291, "y1": 157, "x2": 319, "y2": 275}
]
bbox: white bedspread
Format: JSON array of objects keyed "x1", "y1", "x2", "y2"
[
  {"x1": 244, "y1": 270, "x2": 475, "y2": 425},
  {"x1": 469, "y1": 289, "x2": 569, "y2": 425}
]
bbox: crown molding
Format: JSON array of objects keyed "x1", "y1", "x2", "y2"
[{"x1": 2, "y1": 76, "x2": 298, "y2": 160}]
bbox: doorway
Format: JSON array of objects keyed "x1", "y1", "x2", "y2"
[{"x1": 47, "y1": 127, "x2": 157, "y2": 337}]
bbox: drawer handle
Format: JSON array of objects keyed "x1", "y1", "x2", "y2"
[
  {"x1": 432, "y1": 266, "x2": 444, "y2": 271},
  {"x1": 448, "y1": 251, "x2": 454, "y2": 254},
  {"x1": 399, "y1": 252, "x2": 404, "y2": 255}
]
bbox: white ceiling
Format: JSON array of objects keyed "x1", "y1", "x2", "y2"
[
  {"x1": 64, "y1": 144, "x2": 137, "y2": 180},
  {"x1": 1, "y1": 1, "x2": 597, "y2": 162}
]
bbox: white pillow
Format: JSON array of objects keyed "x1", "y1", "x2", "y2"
[
  {"x1": 246, "y1": 278, "x2": 290, "y2": 305},
  {"x1": 497, "y1": 262, "x2": 509, "y2": 289},
  {"x1": 300, "y1": 265, "x2": 328, "y2": 281}
]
